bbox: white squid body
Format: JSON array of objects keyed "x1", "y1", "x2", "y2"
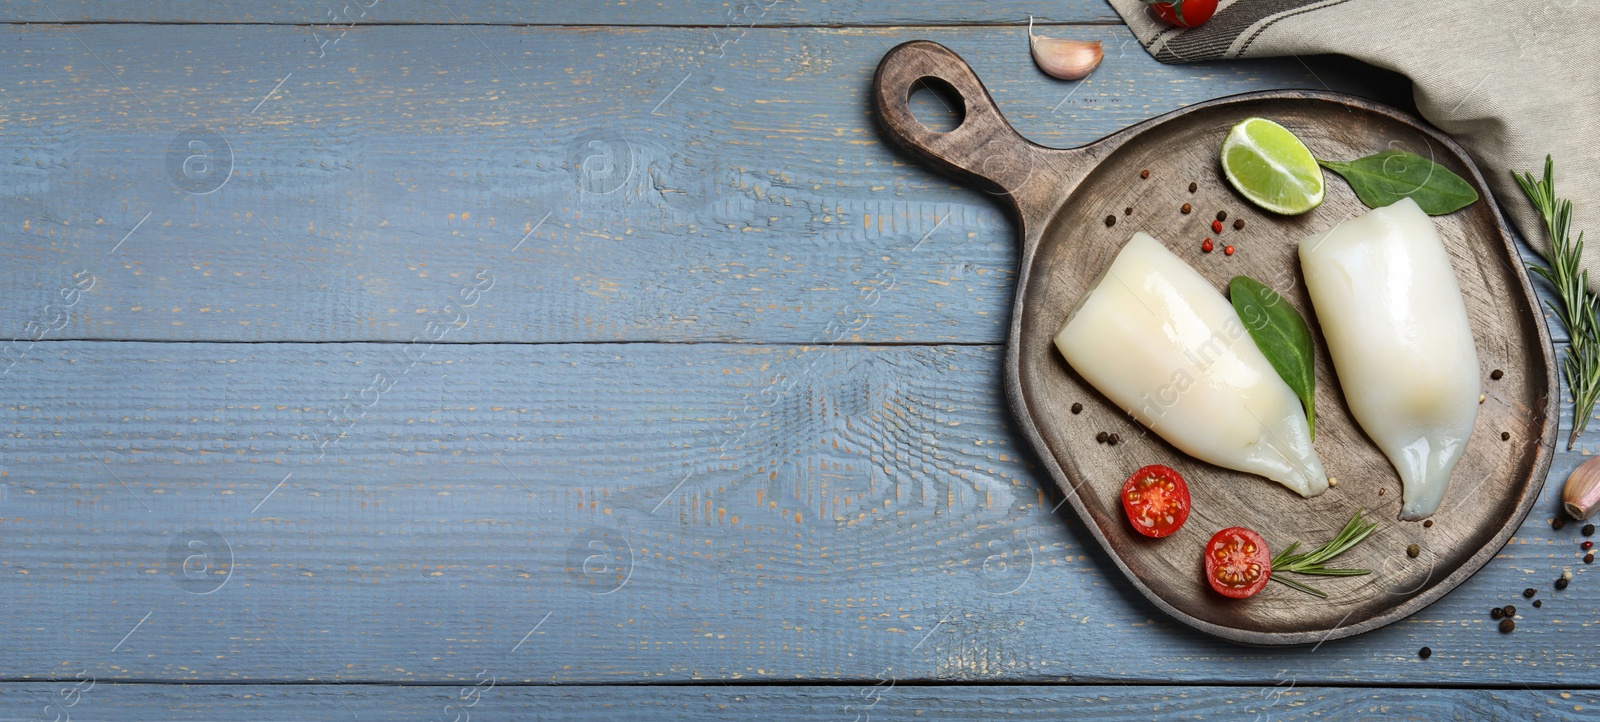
[
  {"x1": 1299, "y1": 197, "x2": 1480, "y2": 520},
  {"x1": 1055, "y1": 232, "x2": 1328, "y2": 497}
]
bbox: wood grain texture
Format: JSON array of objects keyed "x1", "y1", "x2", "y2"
[
  {"x1": 0, "y1": 24, "x2": 1399, "y2": 344},
  {"x1": 2, "y1": 682, "x2": 1596, "y2": 721},
  {"x1": 0, "y1": 1, "x2": 1121, "y2": 25},
  {"x1": 0, "y1": 341, "x2": 1596, "y2": 686}
]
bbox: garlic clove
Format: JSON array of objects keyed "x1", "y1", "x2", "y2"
[
  {"x1": 1028, "y1": 16, "x2": 1103, "y2": 81},
  {"x1": 1565, "y1": 455, "x2": 1600, "y2": 520}
]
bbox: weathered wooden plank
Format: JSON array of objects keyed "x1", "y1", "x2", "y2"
[
  {"x1": 2, "y1": 341, "x2": 1597, "y2": 686},
  {"x1": 1, "y1": 682, "x2": 1595, "y2": 722},
  {"x1": 0, "y1": 24, "x2": 1402, "y2": 344},
  {"x1": 0, "y1": 0, "x2": 1121, "y2": 26}
]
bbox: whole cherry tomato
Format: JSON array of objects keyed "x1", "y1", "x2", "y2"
[
  {"x1": 1120, "y1": 464, "x2": 1191, "y2": 538},
  {"x1": 1203, "y1": 527, "x2": 1271, "y2": 599},
  {"x1": 1145, "y1": 0, "x2": 1217, "y2": 28}
]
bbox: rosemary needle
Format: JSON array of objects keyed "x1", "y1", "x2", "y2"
[
  {"x1": 1515, "y1": 156, "x2": 1599, "y2": 450},
  {"x1": 1269, "y1": 511, "x2": 1379, "y2": 598}
]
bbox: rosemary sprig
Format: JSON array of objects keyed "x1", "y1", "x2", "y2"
[
  {"x1": 1515, "y1": 156, "x2": 1600, "y2": 450},
  {"x1": 1269, "y1": 511, "x2": 1379, "y2": 598}
]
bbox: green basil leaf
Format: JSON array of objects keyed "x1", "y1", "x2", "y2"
[
  {"x1": 1318, "y1": 151, "x2": 1479, "y2": 215},
  {"x1": 1228, "y1": 275, "x2": 1316, "y2": 436}
]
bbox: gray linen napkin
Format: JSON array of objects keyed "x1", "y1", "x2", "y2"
[{"x1": 1106, "y1": 0, "x2": 1600, "y2": 289}]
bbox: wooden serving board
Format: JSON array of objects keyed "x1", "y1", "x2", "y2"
[{"x1": 872, "y1": 41, "x2": 1558, "y2": 645}]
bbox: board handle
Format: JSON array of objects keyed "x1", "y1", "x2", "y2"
[{"x1": 872, "y1": 41, "x2": 1046, "y2": 200}]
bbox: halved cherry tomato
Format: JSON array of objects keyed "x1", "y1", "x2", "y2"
[
  {"x1": 1120, "y1": 464, "x2": 1190, "y2": 538},
  {"x1": 1204, "y1": 527, "x2": 1271, "y2": 599},
  {"x1": 1145, "y1": 0, "x2": 1217, "y2": 29}
]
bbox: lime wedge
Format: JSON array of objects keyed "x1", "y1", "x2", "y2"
[{"x1": 1220, "y1": 117, "x2": 1324, "y2": 215}]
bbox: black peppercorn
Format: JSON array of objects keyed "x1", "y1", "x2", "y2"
[
  {"x1": 1490, "y1": 369, "x2": 1504, "y2": 380},
  {"x1": 1556, "y1": 577, "x2": 1569, "y2": 590},
  {"x1": 1501, "y1": 431, "x2": 1511, "y2": 441},
  {"x1": 1524, "y1": 588, "x2": 1537, "y2": 598},
  {"x1": 1534, "y1": 599, "x2": 1543, "y2": 608},
  {"x1": 1587, "y1": 554, "x2": 1595, "y2": 564},
  {"x1": 1554, "y1": 518, "x2": 1567, "y2": 530},
  {"x1": 1140, "y1": 169, "x2": 1150, "y2": 179},
  {"x1": 1125, "y1": 206, "x2": 1133, "y2": 216},
  {"x1": 1071, "y1": 402, "x2": 1083, "y2": 415},
  {"x1": 1216, "y1": 210, "x2": 1228, "y2": 221},
  {"x1": 1181, "y1": 203, "x2": 1192, "y2": 214},
  {"x1": 1105, "y1": 215, "x2": 1117, "y2": 227},
  {"x1": 1499, "y1": 618, "x2": 1515, "y2": 633},
  {"x1": 1584, "y1": 523, "x2": 1595, "y2": 536},
  {"x1": 1233, "y1": 218, "x2": 1245, "y2": 230},
  {"x1": 1096, "y1": 431, "x2": 1109, "y2": 444},
  {"x1": 1503, "y1": 604, "x2": 1516, "y2": 617},
  {"x1": 1490, "y1": 607, "x2": 1504, "y2": 619},
  {"x1": 1108, "y1": 433, "x2": 1121, "y2": 446},
  {"x1": 1418, "y1": 647, "x2": 1432, "y2": 659},
  {"x1": 1423, "y1": 520, "x2": 1434, "y2": 528}
]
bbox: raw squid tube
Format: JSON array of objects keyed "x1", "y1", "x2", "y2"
[
  {"x1": 1055, "y1": 232, "x2": 1328, "y2": 497},
  {"x1": 1298, "y1": 197, "x2": 1480, "y2": 520}
]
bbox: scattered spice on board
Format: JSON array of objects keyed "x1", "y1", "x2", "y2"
[
  {"x1": 1554, "y1": 518, "x2": 1567, "y2": 530},
  {"x1": 1556, "y1": 577, "x2": 1569, "y2": 591},
  {"x1": 1125, "y1": 206, "x2": 1133, "y2": 216},
  {"x1": 1140, "y1": 169, "x2": 1150, "y2": 179},
  {"x1": 1406, "y1": 543, "x2": 1420, "y2": 558},
  {"x1": 1491, "y1": 369, "x2": 1504, "y2": 380},
  {"x1": 1233, "y1": 218, "x2": 1246, "y2": 230},
  {"x1": 1503, "y1": 604, "x2": 1516, "y2": 617},
  {"x1": 1418, "y1": 647, "x2": 1431, "y2": 659},
  {"x1": 1587, "y1": 554, "x2": 1595, "y2": 564},
  {"x1": 1534, "y1": 599, "x2": 1543, "y2": 608},
  {"x1": 1096, "y1": 431, "x2": 1109, "y2": 444},
  {"x1": 1105, "y1": 215, "x2": 1117, "y2": 227},
  {"x1": 1524, "y1": 587, "x2": 1538, "y2": 598},
  {"x1": 1071, "y1": 402, "x2": 1083, "y2": 414},
  {"x1": 1585, "y1": 524, "x2": 1595, "y2": 536},
  {"x1": 1216, "y1": 210, "x2": 1228, "y2": 221},
  {"x1": 1423, "y1": 520, "x2": 1434, "y2": 528},
  {"x1": 1502, "y1": 432, "x2": 1511, "y2": 441},
  {"x1": 1107, "y1": 433, "x2": 1121, "y2": 446},
  {"x1": 1181, "y1": 203, "x2": 1192, "y2": 214},
  {"x1": 1188, "y1": 182, "x2": 1198, "y2": 193},
  {"x1": 1490, "y1": 607, "x2": 1504, "y2": 619},
  {"x1": 1500, "y1": 618, "x2": 1516, "y2": 633}
]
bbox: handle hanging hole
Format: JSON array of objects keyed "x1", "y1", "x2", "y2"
[{"x1": 907, "y1": 76, "x2": 966, "y2": 134}]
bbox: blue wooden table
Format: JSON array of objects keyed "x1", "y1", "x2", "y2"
[{"x1": 1, "y1": 2, "x2": 1596, "y2": 719}]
